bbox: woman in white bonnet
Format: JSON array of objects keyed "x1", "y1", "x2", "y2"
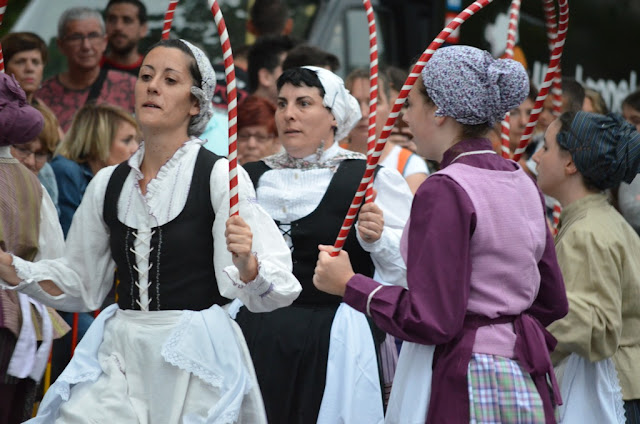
[
  {"x1": 235, "y1": 66, "x2": 413, "y2": 423},
  {"x1": 0, "y1": 38, "x2": 302, "y2": 423},
  {"x1": 314, "y1": 45, "x2": 569, "y2": 423}
]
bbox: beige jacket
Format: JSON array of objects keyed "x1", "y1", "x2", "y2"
[{"x1": 548, "y1": 193, "x2": 640, "y2": 399}]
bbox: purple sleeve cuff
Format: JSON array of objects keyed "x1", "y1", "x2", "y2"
[{"x1": 344, "y1": 274, "x2": 383, "y2": 315}]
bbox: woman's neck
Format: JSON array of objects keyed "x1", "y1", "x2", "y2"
[
  {"x1": 557, "y1": 181, "x2": 599, "y2": 208},
  {"x1": 138, "y1": 128, "x2": 191, "y2": 193}
]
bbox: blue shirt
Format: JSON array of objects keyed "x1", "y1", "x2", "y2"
[{"x1": 50, "y1": 155, "x2": 94, "y2": 237}]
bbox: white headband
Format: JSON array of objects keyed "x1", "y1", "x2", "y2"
[{"x1": 302, "y1": 66, "x2": 361, "y2": 142}]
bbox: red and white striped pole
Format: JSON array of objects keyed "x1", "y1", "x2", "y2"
[
  {"x1": 331, "y1": 0, "x2": 495, "y2": 255},
  {"x1": 208, "y1": 0, "x2": 239, "y2": 216},
  {"x1": 513, "y1": 0, "x2": 568, "y2": 162},
  {"x1": 551, "y1": 201, "x2": 562, "y2": 235},
  {"x1": 363, "y1": 0, "x2": 378, "y2": 203},
  {"x1": 543, "y1": 0, "x2": 563, "y2": 116},
  {"x1": 161, "y1": 0, "x2": 179, "y2": 40},
  {"x1": 0, "y1": 0, "x2": 8, "y2": 73},
  {"x1": 499, "y1": 0, "x2": 522, "y2": 159}
]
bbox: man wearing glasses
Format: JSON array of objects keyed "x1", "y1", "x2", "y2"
[{"x1": 36, "y1": 7, "x2": 136, "y2": 133}]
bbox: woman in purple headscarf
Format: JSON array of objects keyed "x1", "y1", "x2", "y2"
[
  {"x1": 0, "y1": 72, "x2": 70, "y2": 424},
  {"x1": 313, "y1": 45, "x2": 569, "y2": 423}
]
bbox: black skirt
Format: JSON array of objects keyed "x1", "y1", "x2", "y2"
[{"x1": 235, "y1": 304, "x2": 339, "y2": 424}]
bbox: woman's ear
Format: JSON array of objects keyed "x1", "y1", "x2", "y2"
[
  {"x1": 564, "y1": 153, "x2": 578, "y2": 176},
  {"x1": 434, "y1": 115, "x2": 446, "y2": 126},
  {"x1": 190, "y1": 96, "x2": 200, "y2": 118}
]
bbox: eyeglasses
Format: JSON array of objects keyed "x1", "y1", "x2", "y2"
[
  {"x1": 237, "y1": 133, "x2": 275, "y2": 143},
  {"x1": 63, "y1": 32, "x2": 104, "y2": 45},
  {"x1": 11, "y1": 145, "x2": 50, "y2": 163}
]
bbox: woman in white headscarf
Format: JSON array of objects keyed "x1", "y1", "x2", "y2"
[
  {"x1": 234, "y1": 66, "x2": 413, "y2": 424},
  {"x1": 0, "y1": 39, "x2": 301, "y2": 423}
]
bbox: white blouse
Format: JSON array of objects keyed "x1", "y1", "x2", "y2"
[
  {"x1": 9, "y1": 139, "x2": 301, "y2": 313},
  {"x1": 257, "y1": 143, "x2": 412, "y2": 287}
]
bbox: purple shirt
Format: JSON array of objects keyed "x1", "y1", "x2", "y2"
[
  {"x1": 344, "y1": 138, "x2": 568, "y2": 423},
  {"x1": 345, "y1": 138, "x2": 566, "y2": 340}
]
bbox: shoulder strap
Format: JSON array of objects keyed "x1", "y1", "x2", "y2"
[
  {"x1": 103, "y1": 162, "x2": 131, "y2": 225},
  {"x1": 397, "y1": 147, "x2": 413, "y2": 177},
  {"x1": 242, "y1": 161, "x2": 271, "y2": 189},
  {"x1": 85, "y1": 68, "x2": 109, "y2": 105}
]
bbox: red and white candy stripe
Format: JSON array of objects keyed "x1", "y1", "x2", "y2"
[
  {"x1": 500, "y1": 0, "x2": 522, "y2": 159},
  {"x1": 161, "y1": 0, "x2": 179, "y2": 40},
  {"x1": 0, "y1": 0, "x2": 8, "y2": 73},
  {"x1": 551, "y1": 201, "x2": 562, "y2": 235},
  {"x1": 331, "y1": 0, "x2": 495, "y2": 255},
  {"x1": 513, "y1": 0, "x2": 568, "y2": 161},
  {"x1": 363, "y1": 0, "x2": 378, "y2": 203},
  {"x1": 543, "y1": 0, "x2": 563, "y2": 116},
  {"x1": 208, "y1": 0, "x2": 239, "y2": 216}
]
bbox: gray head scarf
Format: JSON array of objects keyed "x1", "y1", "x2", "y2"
[
  {"x1": 421, "y1": 45, "x2": 529, "y2": 126},
  {"x1": 302, "y1": 66, "x2": 361, "y2": 142},
  {"x1": 557, "y1": 111, "x2": 640, "y2": 190},
  {"x1": 180, "y1": 39, "x2": 216, "y2": 136}
]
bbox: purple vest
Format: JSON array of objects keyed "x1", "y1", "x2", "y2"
[{"x1": 438, "y1": 161, "x2": 547, "y2": 357}]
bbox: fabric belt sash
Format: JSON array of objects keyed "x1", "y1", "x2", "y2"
[{"x1": 427, "y1": 313, "x2": 561, "y2": 423}]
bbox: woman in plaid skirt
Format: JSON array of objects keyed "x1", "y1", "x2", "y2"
[{"x1": 313, "y1": 45, "x2": 569, "y2": 423}]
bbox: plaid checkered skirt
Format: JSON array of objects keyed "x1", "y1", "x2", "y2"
[{"x1": 468, "y1": 353, "x2": 546, "y2": 424}]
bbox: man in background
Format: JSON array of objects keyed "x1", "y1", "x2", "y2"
[
  {"x1": 36, "y1": 7, "x2": 136, "y2": 133},
  {"x1": 102, "y1": 0, "x2": 148, "y2": 76}
]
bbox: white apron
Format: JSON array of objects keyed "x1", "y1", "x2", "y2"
[
  {"x1": 384, "y1": 342, "x2": 435, "y2": 424},
  {"x1": 555, "y1": 353, "x2": 626, "y2": 424},
  {"x1": 30, "y1": 303, "x2": 266, "y2": 424}
]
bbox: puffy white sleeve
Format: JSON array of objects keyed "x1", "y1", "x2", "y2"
[
  {"x1": 9, "y1": 168, "x2": 117, "y2": 312},
  {"x1": 211, "y1": 159, "x2": 301, "y2": 312},
  {"x1": 356, "y1": 166, "x2": 411, "y2": 287}
]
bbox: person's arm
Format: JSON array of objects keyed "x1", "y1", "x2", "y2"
[
  {"x1": 50, "y1": 159, "x2": 88, "y2": 237},
  {"x1": 524, "y1": 219, "x2": 568, "y2": 326},
  {"x1": 211, "y1": 160, "x2": 301, "y2": 312},
  {"x1": 356, "y1": 167, "x2": 412, "y2": 287},
  {"x1": 321, "y1": 176, "x2": 475, "y2": 344},
  {"x1": 547, "y1": 228, "x2": 623, "y2": 362},
  {"x1": 403, "y1": 154, "x2": 430, "y2": 194},
  {"x1": 0, "y1": 168, "x2": 117, "y2": 312}
]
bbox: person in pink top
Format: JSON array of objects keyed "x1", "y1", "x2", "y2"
[
  {"x1": 313, "y1": 45, "x2": 569, "y2": 423},
  {"x1": 36, "y1": 7, "x2": 136, "y2": 133}
]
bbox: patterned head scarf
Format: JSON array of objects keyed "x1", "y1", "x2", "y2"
[
  {"x1": 302, "y1": 66, "x2": 361, "y2": 142},
  {"x1": 180, "y1": 39, "x2": 216, "y2": 137},
  {"x1": 557, "y1": 111, "x2": 640, "y2": 190},
  {"x1": 0, "y1": 73, "x2": 44, "y2": 146},
  {"x1": 421, "y1": 45, "x2": 529, "y2": 126}
]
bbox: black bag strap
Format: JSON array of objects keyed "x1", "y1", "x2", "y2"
[{"x1": 85, "y1": 67, "x2": 108, "y2": 105}]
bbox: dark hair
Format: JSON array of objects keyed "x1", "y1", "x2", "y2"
[
  {"x1": 622, "y1": 89, "x2": 640, "y2": 112},
  {"x1": 556, "y1": 111, "x2": 600, "y2": 191},
  {"x1": 0, "y1": 32, "x2": 48, "y2": 65},
  {"x1": 145, "y1": 39, "x2": 202, "y2": 88},
  {"x1": 276, "y1": 67, "x2": 326, "y2": 98},
  {"x1": 345, "y1": 68, "x2": 391, "y2": 105},
  {"x1": 249, "y1": 0, "x2": 290, "y2": 36},
  {"x1": 562, "y1": 77, "x2": 585, "y2": 113},
  {"x1": 527, "y1": 80, "x2": 538, "y2": 102},
  {"x1": 248, "y1": 35, "x2": 298, "y2": 93},
  {"x1": 282, "y1": 44, "x2": 340, "y2": 72},
  {"x1": 414, "y1": 74, "x2": 490, "y2": 139},
  {"x1": 105, "y1": 0, "x2": 147, "y2": 24},
  {"x1": 238, "y1": 95, "x2": 277, "y2": 135},
  {"x1": 384, "y1": 65, "x2": 408, "y2": 93}
]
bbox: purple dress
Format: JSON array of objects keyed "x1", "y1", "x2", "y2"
[{"x1": 344, "y1": 139, "x2": 569, "y2": 423}]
